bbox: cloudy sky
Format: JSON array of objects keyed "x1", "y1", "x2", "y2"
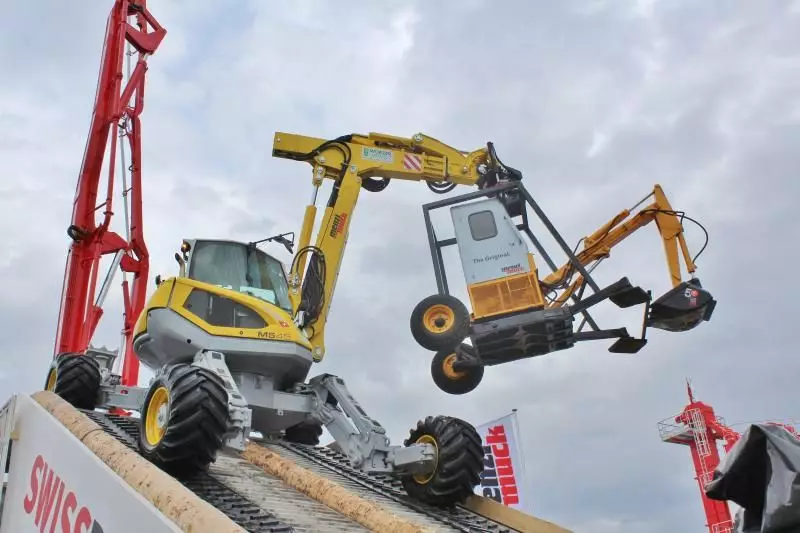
[{"x1": 2, "y1": 0, "x2": 800, "y2": 531}]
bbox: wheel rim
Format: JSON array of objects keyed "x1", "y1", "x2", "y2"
[
  {"x1": 412, "y1": 434, "x2": 439, "y2": 484},
  {"x1": 441, "y1": 353, "x2": 466, "y2": 380},
  {"x1": 422, "y1": 304, "x2": 455, "y2": 334},
  {"x1": 46, "y1": 369, "x2": 56, "y2": 391},
  {"x1": 145, "y1": 386, "x2": 170, "y2": 446}
]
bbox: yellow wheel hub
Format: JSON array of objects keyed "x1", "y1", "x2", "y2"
[
  {"x1": 145, "y1": 386, "x2": 170, "y2": 446},
  {"x1": 412, "y1": 434, "x2": 439, "y2": 484},
  {"x1": 441, "y1": 353, "x2": 466, "y2": 380},
  {"x1": 46, "y1": 369, "x2": 56, "y2": 391},
  {"x1": 422, "y1": 304, "x2": 455, "y2": 334}
]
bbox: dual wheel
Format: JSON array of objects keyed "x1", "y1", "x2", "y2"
[
  {"x1": 400, "y1": 415, "x2": 484, "y2": 506},
  {"x1": 410, "y1": 294, "x2": 484, "y2": 395}
]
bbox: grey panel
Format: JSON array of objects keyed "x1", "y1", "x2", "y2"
[
  {"x1": 233, "y1": 372, "x2": 314, "y2": 434},
  {"x1": 133, "y1": 308, "x2": 313, "y2": 387}
]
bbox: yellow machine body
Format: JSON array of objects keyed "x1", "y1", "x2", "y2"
[
  {"x1": 467, "y1": 253, "x2": 546, "y2": 321},
  {"x1": 132, "y1": 239, "x2": 315, "y2": 394}
]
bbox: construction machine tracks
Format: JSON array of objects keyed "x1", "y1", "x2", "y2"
[
  {"x1": 83, "y1": 411, "x2": 295, "y2": 533},
  {"x1": 271, "y1": 442, "x2": 514, "y2": 533},
  {"x1": 84, "y1": 410, "x2": 518, "y2": 533}
]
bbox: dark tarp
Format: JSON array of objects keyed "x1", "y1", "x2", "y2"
[{"x1": 705, "y1": 423, "x2": 800, "y2": 533}]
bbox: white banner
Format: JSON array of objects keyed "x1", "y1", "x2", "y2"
[
  {"x1": 0, "y1": 394, "x2": 180, "y2": 533},
  {"x1": 473, "y1": 410, "x2": 530, "y2": 514}
]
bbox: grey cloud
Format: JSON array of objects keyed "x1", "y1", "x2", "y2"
[{"x1": 2, "y1": 1, "x2": 799, "y2": 532}]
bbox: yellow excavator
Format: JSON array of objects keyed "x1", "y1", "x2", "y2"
[
  {"x1": 47, "y1": 130, "x2": 537, "y2": 507},
  {"x1": 45, "y1": 128, "x2": 714, "y2": 508},
  {"x1": 272, "y1": 131, "x2": 715, "y2": 396}
]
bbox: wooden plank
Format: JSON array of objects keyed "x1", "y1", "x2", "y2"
[{"x1": 462, "y1": 495, "x2": 573, "y2": 533}]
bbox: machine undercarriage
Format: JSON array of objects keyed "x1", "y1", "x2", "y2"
[{"x1": 46, "y1": 346, "x2": 481, "y2": 506}]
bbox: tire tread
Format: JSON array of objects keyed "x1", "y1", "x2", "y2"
[
  {"x1": 139, "y1": 364, "x2": 229, "y2": 475},
  {"x1": 401, "y1": 415, "x2": 484, "y2": 507}
]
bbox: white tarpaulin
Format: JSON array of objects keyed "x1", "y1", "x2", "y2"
[{"x1": 473, "y1": 410, "x2": 530, "y2": 514}]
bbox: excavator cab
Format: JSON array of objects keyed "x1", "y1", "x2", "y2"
[
  {"x1": 410, "y1": 180, "x2": 716, "y2": 395},
  {"x1": 176, "y1": 238, "x2": 293, "y2": 313}
]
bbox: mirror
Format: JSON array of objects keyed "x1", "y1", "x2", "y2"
[{"x1": 174, "y1": 252, "x2": 186, "y2": 277}]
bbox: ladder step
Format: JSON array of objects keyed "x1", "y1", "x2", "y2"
[
  {"x1": 609, "y1": 285, "x2": 651, "y2": 308},
  {"x1": 608, "y1": 337, "x2": 648, "y2": 354}
]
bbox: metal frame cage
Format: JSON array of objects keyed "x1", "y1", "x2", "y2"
[{"x1": 421, "y1": 179, "x2": 610, "y2": 334}]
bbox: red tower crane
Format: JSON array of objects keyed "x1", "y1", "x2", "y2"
[
  {"x1": 53, "y1": 0, "x2": 165, "y2": 387},
  {"x1": 658, "y1": 381, "x2": 799, "y2": 533}
]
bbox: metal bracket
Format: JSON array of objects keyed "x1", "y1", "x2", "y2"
[
  {"x1": 192, "y1": 350, "x2": 252, "y2": 452},
  {"x1": 305, "y1": 374, "x2": 436, "y2": 475},
  {"x1": 97, "y1": 382, "x2": 148, "y2": 412}
]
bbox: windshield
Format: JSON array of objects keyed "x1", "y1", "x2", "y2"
[{"x1": 187, "y1": 240, "x2": 293, "y2": 312}]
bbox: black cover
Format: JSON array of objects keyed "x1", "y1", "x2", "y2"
[{"x1": 705, "y1": 423, "x2": 800, "y2": 532}]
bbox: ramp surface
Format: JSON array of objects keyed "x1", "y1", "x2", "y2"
[{"x1": 28, "y1": 391, "x2": 571, "y2": 533}]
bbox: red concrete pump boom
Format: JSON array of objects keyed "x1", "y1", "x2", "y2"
[
  {"x1": 659, "y1": 382, "x2": 799, "y2": 533},
  {"x1": 54, "y1": 0, "x2": 165, "y2": 387}
]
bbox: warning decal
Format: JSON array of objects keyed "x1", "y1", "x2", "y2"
[{"x1": 402, "y1": 153, "x2": 423, "y2": 172}]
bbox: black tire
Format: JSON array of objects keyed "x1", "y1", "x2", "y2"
[
  {"x1": 138, "y1": 364, "x2": 229, "y2": 476},
  {"x1": 410, "y1": 294, "x2": 470, "y2": 352},
  {"x1": 361, "y1": 177, "x2": 390, "y2": 192},
  {"x1": 401, "y1": 415, "x2": 484, "y2": 507},
  {"x1": 431, "y1": 344, "x2": 484, "y2": 395},
  {"x1": 46, "y1": 353, "x2": 101, "y2": 410},
  {"x1": 284, "y1": 420, "x2": 323, "y2": 446}
]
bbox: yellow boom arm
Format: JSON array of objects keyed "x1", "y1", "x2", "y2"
[
  {"x1": 271, "y1": 131, "x2": 512, "y2": 361},
  {"x1": 542, "y1": 184, "x2": 704, "y2": 307}
]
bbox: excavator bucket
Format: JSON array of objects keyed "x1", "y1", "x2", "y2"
[{"x1": 647, "y1": 278, "x2": 716, "y2": 332}]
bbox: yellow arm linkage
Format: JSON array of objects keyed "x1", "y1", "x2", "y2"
[
  {"x1": 542, "y1": 184, "x2": 700, "y2": 307},
  {"x1": 272, "y1": 131, "x2": 497, "y2": 362}
]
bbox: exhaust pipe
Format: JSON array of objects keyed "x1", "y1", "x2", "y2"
[{"x1": 647, "y1": 278, "x2": 716, "y2": 333}]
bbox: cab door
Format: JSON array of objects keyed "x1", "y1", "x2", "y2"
[{"x1": 450, "y1": 198, "x2": 531, "y2": 285}]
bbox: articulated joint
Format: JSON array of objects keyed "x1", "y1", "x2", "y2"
[{"x1": 390, "y1": 442, "x2": 437, "y2": 476}]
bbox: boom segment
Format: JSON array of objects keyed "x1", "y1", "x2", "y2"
[
  {"x1": 55, "y1": 0, "x2": 165, "y2": 387},
  {"x1": 271, "y1": 131, "x2": 522, "y2": 361}
]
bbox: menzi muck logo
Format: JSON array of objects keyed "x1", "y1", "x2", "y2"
[
  {"x1": 501, "y1": 263, "x2": 524, "y2": 275},
  {"x1": 22, "y1": 454, "x2": 105, "y2": 532},
  {"x1": 329, "y1": 212, "x2": 348, "y2": 238},
  {"x1": 479, "y1": 424, "x2": 520, "y2": 506}
]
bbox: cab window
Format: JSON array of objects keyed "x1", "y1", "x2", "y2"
[{"x1": 468, "y1": 210, "x2": 498, "y2": 241}]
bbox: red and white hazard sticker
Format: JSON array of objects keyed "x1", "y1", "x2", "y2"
[{"x1": 402, "y1": 153, "x2": 423, "y2": 172}]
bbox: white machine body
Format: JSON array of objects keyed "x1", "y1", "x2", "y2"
[{"x1": 450, "y1": 198, "x2": 532, "y2": 285}]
